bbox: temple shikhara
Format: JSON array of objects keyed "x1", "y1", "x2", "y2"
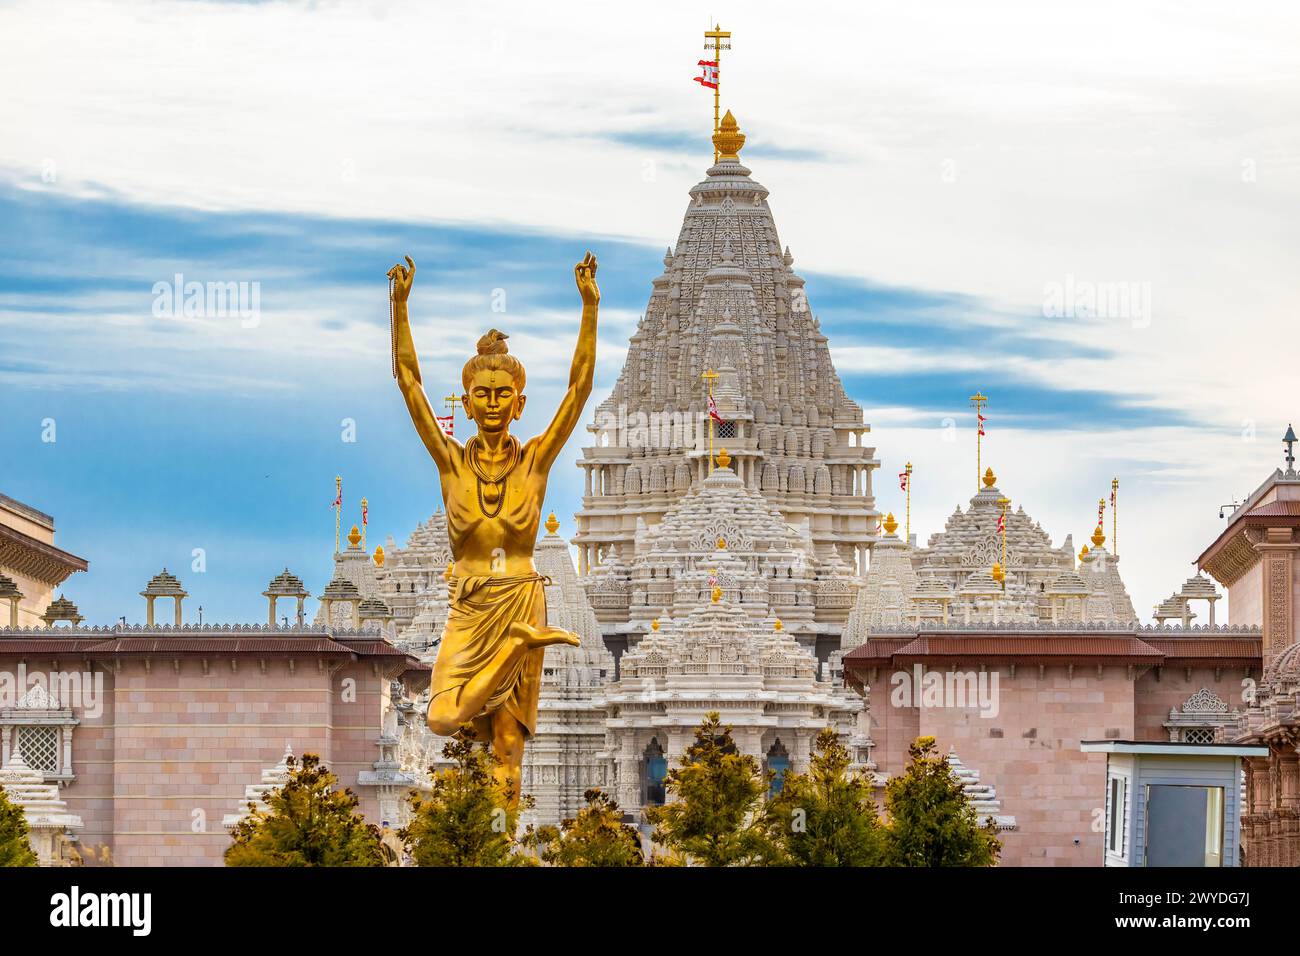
[{"x1": 0, "y1": 106, "x2": 1288, "y2": 867}]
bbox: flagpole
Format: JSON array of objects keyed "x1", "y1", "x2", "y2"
[
  {"x1": 702, "y1": 368, "x2": 719, "y2": 474},
  {"x1": 904, "y1": 461, "x2": 913, "y2": 542},
  {"x1": 1111, "y1": 478, "x2": 1119, "y2": 557},
  {"x1": 334, "y1": 475, "x2": 342, "y2": 554},
  {"x1": 360, "y1": 496, "x2": 368, "y2": 550},
  {"x1": 998, "y1": 495, "x2": 1010, "y2": 592},
  {"x1": 970, "y1": 391, "x2": 988, "y2": 491},
  {"x1": 704, "y1": 23, "x2": 731, "y2": 164}
]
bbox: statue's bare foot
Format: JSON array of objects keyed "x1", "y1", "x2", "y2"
[{"x1": 510, "y1": 622, "x2": 582, "y2": 649}]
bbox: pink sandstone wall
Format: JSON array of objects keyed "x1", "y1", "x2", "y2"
[
  {"x1": 0, "y1": 650, "x2": 395, "y2": 867},
  {"x1": 1132, "y1": 666, "x2": 1252, "y2": 741},
  {"x1": 107, "y1": 657, "x2": 341, "y2": 866},
  {"x1": 1229, "y1": 562, "x2": 1264, "y2": 627},
  {"x1": 870, "y1": 664, "x2": 1137, "y2": 867}
]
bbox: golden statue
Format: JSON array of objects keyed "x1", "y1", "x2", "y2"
[{"x1": 387, "y1": 251, "x2": 599, "y2": 804}]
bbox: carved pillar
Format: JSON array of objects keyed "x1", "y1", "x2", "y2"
[
  {"x1": 173, "y1": 596, "x2": 183, "y2": 626},
  {"x1": 1281, "y1": 751, "x2": 1300, "y2": 867},
  {"x1": 1258, "y1": 529, "x2": 1298, "y2": 671},
  {"x1": 146, "y1": 595, "x2": 156, "y2": 627}
]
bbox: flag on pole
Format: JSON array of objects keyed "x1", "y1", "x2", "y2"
[
  {"x1": 330, "y1": 488, "x2": 342, "y2": 509},
  {"x1": 362, "y1": 500, "x2": 368, "y2": 527},
  {"x1": 1110, "y1": 488, "x2": 1117, "y2": 507},
  {"x1": 707, "y1": 393, "x2": 725, "y2": 424},
  {"x1": 997, "y1": 513, "x2": 1005, "y2": 534},
  {"x1": 435, "y1": 414, "x2": 454, "y2": 438},
  {"x1": 978, "y1": 413, "x2": 987, "y2": 437},
  {"x1": 899, "y1": 471, "x2": 909, "y2": 491},
  {"x1": 694, "y1": 59, "x2": 719, "y2": 89}
]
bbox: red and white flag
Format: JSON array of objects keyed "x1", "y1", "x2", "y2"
[
  {"x1": 361, "y1": 500, "x2": 368, "y2": 527},
  {"x1": 1110, "y1": 488, "x2": 1117, "y2": 507},
  {"x1": 996, "y1": 513, "x2": 1005, "y2": 534},
  {"x1": 899, "y1": 471, "x2": 909, "y2": 492},
  {"x1": 978, "y1": 412, "x2": 987, "y2": 437},
  {"x1": 707, "y1": 393, "x2": 725, "y2": 424},
  {"x1": 436, "y1": 414, "x2": 454, "y2": 438},
  {"x1": 330, "y1": 488, "x2": 342, "y2": 509},
  {"x1": 694, "y1": 59, "x2": 719, "y2": 90}
]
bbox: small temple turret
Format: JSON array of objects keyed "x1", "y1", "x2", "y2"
[
  {"x1": 0, "y1": 571, "x2": 23, "y2": 628},
  {"x1": 263, "y1": 568, "x2": 309, "y2": 626},
  {"x1": 40, "y1": 595, "x2": 83, "y2": 627},
  {"x1": 140, "y1": 569, "x2": 187, "y2": 626}
]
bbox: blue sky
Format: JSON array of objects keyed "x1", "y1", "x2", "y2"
[{"x1": 2, "y1": 0, "x2": 1297, "y2": 623}]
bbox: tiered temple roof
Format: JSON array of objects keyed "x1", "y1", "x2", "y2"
[{"x1": 574, "y1": 111, "x2": 879, "y2": 594}]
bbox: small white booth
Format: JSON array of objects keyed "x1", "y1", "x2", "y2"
[{"x1": 1079, "y1": 740, "x2": 1267, "y2": 867}]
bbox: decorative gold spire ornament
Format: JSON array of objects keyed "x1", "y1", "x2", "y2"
[
  {"x1": 387, "y1": 250, "x2": 599, "y2": 805},
  {"x1": 716, "y1": 446, "x2": 730, "y2": 470},
  {"x1": 712, "y1": 109, "x2": 745, "y2": 161},
  {"x1": 774, "y1": 618, "x2": 784, "y2": 632},
  {"x1": 373, "y1": 545, "x2": 385, "y2": 568},
  {"x1": 651, "y1": 618, "x2": 660, "y2": 632},
  {"x1": 545, "y1": 512, "x2": 560, "y2": 535},
  {"x1": 1091, "y1": 523, "x2": 1107, "y2": 549},
  {"x1": 883, "y1": 512, "x2": 899, "y2": 536},
  {"x1": 983, "y1": 467, "x2": 997, "y2": 489},
  {"x1": 347, "y1": 524, "x2": 362, "y2": 549}
]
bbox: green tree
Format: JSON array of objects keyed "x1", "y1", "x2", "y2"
[
  {"x1": 646, "y1": 712, "x2": 779, "y2": 866},
  {"x1": 0, "y1": 785, "x2": 37, "y2": 867},
  {"x1": 882, "y1": 736, "x2": 1000, "y2": 867},
  {"x1": 522, "y1": 788, "x2": 644, "y2": 866},
  {"x1": 763, "y1": 728, "x2": 883, "y2": 866},
  {"x1": 225, "y1": 753, "x2": 386, "y2": 867},
  {"x1": 401, "y1": 736, "x2": 530, "y2": 867}
]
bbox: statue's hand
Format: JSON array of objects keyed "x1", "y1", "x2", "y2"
[
  {"x1": 387, "y1": 256, "x2": 416, "y2": 303},
  {"x1": 574, "y1": 251, "x2": 599, "y2": 307}
]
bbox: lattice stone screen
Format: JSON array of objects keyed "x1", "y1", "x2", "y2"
[
  {"x1": 17, "y1": 725, "x2": 59, "y2": 773},
  {"x1": 1183, "y1": 727, "x2": 1216, "y2": 745}
]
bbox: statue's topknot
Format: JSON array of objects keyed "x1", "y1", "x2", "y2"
[
  {"x1": 463, "y1": 329, "x2": 525, "y2": 392},
  {"x1": 477, "y1": 329, "x2": 510, "y2": 356}
]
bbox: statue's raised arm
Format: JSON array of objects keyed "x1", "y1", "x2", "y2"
[
  {"x1": 389, "y1": 256, "x2": 458, "y2": 473},
  {"x1": 531, "y1": 251, "x2": 600, "y2": 470}
]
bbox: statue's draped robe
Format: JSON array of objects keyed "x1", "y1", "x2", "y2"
[{"x1": 432, "y1": 571, "x2": 548, "y2": 735}]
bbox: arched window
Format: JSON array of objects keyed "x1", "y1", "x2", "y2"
[
  {"x1": 643, "y1": 738, "x2": 667, "y2": 807},
  {"x1": 766, "y1": 739, "x2": 791, "y2": 796}
]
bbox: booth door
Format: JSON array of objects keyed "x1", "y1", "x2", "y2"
[{"x1": 1145, "y1": 785, "x2": 1224, "y2": 867}]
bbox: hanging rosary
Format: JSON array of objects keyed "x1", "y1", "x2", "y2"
[{"x1": 466, "y1": 434, "x2": 520, "y2": 519}]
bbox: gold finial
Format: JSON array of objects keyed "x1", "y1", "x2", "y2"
[
  {"x1": 712, "y1": 110, "x2": 745, "y2": 161},
  {"x1": 1078, "y1": 544, "x2": 1089, "y2": 562},
  {"x1": 982, "y1": 467, "x2": 997, "y2": 489},
  {"x1": 651, "y1": 618, "x2": 660, "y2": 632},
  {"x1": 774, "y1": 618, "x2": 783, "y2": 632},
  {"x1": 347, "y1": 524, "x2": 362, "y2": 548},
  {"x1": 1091, "y1": 523, "x2": 1106, "y2": 548},
  {"x1": 716, "y1": 535, "x2": 728, "y2": 550},
  {"x1": 545, "y1": 512, "x2": 560, "y2": 535},
  {"x1": 716, "y1": 447, "x2": 731, "y2": 469},
  {"x1": 882, "y1": 512, "x2": 899, "y2": 535},
  {"x1": 711, "y1": 584, "x2": 722, "y2": 603},
  {"x1": 373, "y1": 545, "x2": 385, "y2": 568},
  {"x1": 990, "y1": 562, "x2": 1005, "y2": 585}
]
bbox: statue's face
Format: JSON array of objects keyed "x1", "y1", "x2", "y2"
[{"x1": 464, "y1": 369, "x2": 525, "y2": 433}]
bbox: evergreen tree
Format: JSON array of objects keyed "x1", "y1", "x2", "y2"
[
  {"x1": 522, "y1": 788, "x2": 644, "y2": 866},
  {"x1": 763, "y1": 727, "x2": 883, "y2": 866},
  {"x1": 401, "y1": 736, "x2": 531, "y2": 867},
  {"x1": 882, "y1": 736, "x2": 1000, "y2": 867},
  {"x1": 646, "y1": 712, "x2": 779, "y2": 866},
  {"x1": 0, "y1": 785, "x2": 37, "y2": 867},
  {"x1": 225, "y1": 753, "x2": 386, "y2": 867}
]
